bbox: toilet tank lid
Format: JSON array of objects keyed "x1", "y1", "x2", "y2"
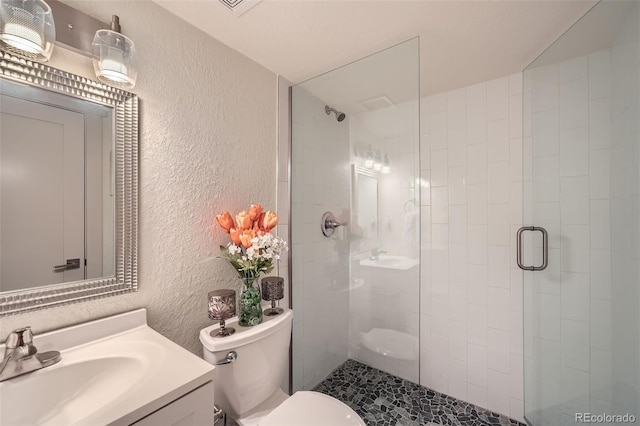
[
  {"x1": 200, "y1": 308, "x2": 293, "y2": 352},
  {"x1": 260, "y1": 391, "x2": 365, "y2": 426}
]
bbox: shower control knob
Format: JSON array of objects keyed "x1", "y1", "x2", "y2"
[{"x1": 321, "y1": 211, "x2": 347, "y2": 237}]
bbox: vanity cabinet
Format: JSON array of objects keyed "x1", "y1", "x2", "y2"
[{"x1": 133, "y1": 381, "x2": 215, "y2": 426}]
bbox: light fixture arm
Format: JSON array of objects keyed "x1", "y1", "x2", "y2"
[{"x1": 110, "y1": 15, "x2": 120, "y2": 33}]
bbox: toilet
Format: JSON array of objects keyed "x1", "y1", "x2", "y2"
[{"x1": 200, "y1": 308, "x2": 365, "y2": 426}]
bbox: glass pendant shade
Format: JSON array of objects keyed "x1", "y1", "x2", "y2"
[
  {"x1": 0, "y1": 0, "x2": 55, "y2": 61},
  {"x1": 92, "y1": 29, "x2": 136, "y2": 89}
]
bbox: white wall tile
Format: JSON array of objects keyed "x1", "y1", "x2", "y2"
[
  {"x1": 467, "y1": 144, "x2": 488, "y2": 184},
  {"x1": 487, "y1": 77, "x2": 509, "y2": 120},
  {"x1": 488, "y1": 119, "x2": 510, "y2": 162},
  {"x1": 590, "y1": 299, "x2": 612, "y2": 351},
  {"x1": 449, "y1": 166, "x2": 467, "y2": 205},
  {"x1": 590, "y1": 250, "x2": 611, "y2": 300},
  {"x1": 488, "y1": 161, "x2": 510, "y2": 203},
  {"x1": 488, "y1": 287, "x2": 510, "y2": 330},
  {"x1": 533, "y1": 156, "x2": 560, "y2": 203},
  {"x1": 431, "y1": 149, "x2": 448, "y2": 187},
  {"x1": 509, "y1": 95, "x2": 523, "y2": 139},
  {"x1": 560, "y1": 225, "x2": 590, "y2": 273},
  {"x1": 559, "y1": 79, "x2": 588, "y2": 129},
  {"x1": 589, "y1": 98, "x2": 611, "y2": 150},
  {"x1": 559, "y1": 127, "x2": 589, "y2": 177},
  {"x1": 449, "y1": 321, "x2": 468, "y2": 361},
  {"x1": 468, "y1": 225, "x2": 488, "y2": 265},
  {"x1": 533, "y1": 109, "x2": 560, "y2": 157},
  {"x1": 468, "y1": 384, "x2": 488, "y2": 409},
  {"x1": 432, "y1": 187, "x2": 449, "y2": 224},
  {"x1": 509, "y1": 74, "x2": 523, "y2": 96},
  {"x1": 488, "y1": 245, "x2": 511, "y2": 288},
  {"x1": 589, "y1": 148, "x2": 610, "y2": 200},
  {"x1": 559, "y1": 56, "x2": 588, "y2": 83},
  {"x1": 560, "y1": 272, "x2": 590, "y2": 322},
  {"x1": 468, "y1": 263, "x2": 488, "y2": 304},
  {"x1": 588, "y1": 50, "x2": 611, "y2": 101},
  {"x1": 488, "y1": 328, "x2": 511, "y2": 374},
  {"x1": 560, "y1": 177, "x2": 590, "y2": 225},
  {"x1": 488, "y1": 204, "x2": 511, "y2": 246},
  {"x1": 468, "y1": 303, "x2": 488, "y2": 346},
  {"x1": 467, "y1": 102, "x2": 487, "y2": 145},
  {"x1": 448, "y1": 358, "x2": 468, "y2": 401},
  {"x1": 449, "y1": 128, "x2": 467, "y2": 167},
  {"x1": 590, "y1": 200, "x2": 611, "y2": 250},
  {"x1": 468, "y1": 184, "x2": 488, "y2": 224},
  {"x1": 561, "y1": 319, "x2": 590, "y2": 371},
  {"x1": 561, "y1": 367, "x2": 590, "y2": 415},
  {"x1": 488, "y1": 369, "x2": 511, "y2": 415},
  {"x1": 531, "y1": 65, "x2": 559, "y2": 112},
  {"x1": 467, "y1": 82, "x2": 487, "y2": 105},
  {"x1": 468, "y1": 344, "x2": 488, "y2": 386}
]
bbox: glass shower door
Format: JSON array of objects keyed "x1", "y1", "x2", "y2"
[
  {"x1": 522, "y1": 1, "x2": 640, "y2": 425},
  {"x1": 290, "y1": 38, "x2": 420, "y2": 393}
]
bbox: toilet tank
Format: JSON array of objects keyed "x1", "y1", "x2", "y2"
[{"x1": 200, "y1": 309, "x2": 293, "y2": 418}]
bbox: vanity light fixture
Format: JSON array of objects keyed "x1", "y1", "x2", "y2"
[
  {"x1": 373, "y1": 150, "x2": 382, "y2": 172},
  {"x1": 364, "y1": 147, "x2": 374, "y2": 169},
  {"x1": 92, "y1": 15, "x2": 136, "y2": 89},
  {"x1": 381, "y1": 154, "x2": 390, "y2": 174},
  {"x1": 0, "y1": 0, "x2": 55, "y2": 62}
]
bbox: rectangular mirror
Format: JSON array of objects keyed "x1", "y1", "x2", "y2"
[
  {"x1": 0, "y1": 51, "x2": 138, "y2": 316},
  {"x1": 352, "y1": 165, "x2": 378, "y2": 238}
]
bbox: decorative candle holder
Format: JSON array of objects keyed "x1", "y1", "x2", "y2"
[
  {"x1": 208, "y1": 289, "x2": 236, "y2": 337},
  {"x1": 261, "y1": 276, "x2": 284, "y2": 316}
]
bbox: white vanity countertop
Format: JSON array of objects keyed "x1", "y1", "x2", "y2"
[{"x1": 0, "y1": 309, "x2": 215, "y2": 426}]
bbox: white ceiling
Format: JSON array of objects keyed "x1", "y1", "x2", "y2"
[{"x1": 154, "y1": 0, "x2": 597, "y2": 96}]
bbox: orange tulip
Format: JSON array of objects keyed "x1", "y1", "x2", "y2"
[
  {"x1": 249, "y1": 204, "x2": 264, "y2": 222},
  {"x1": 239, "y1": 229, "x2": 256, "y2": 248},
  {"x1": 215, "y1": 211, "x2": 235, "y2": 233},
  {"x1": 262, "y1": 211, "x2": 279, "y2": 230},
  {"x1": 236, "y1": 211, "x2": 252, "y2": 230},
  {"x1": 229, "y1": 228, "x2": 242, "y2": 245}
]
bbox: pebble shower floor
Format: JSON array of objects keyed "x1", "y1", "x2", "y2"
[{"x1": 313, "y1": 359, "x2": 525, "y2": 426}]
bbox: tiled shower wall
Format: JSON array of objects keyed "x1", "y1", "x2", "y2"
[{"x1": 419, "y1": 73, "x2": 525, "y2": 421}]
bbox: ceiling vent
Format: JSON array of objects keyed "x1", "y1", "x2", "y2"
[
  {"x1": 359, "y1": 95, "x2": 396, "y2": 111},
  {"x1": 218, "y1": 0, "x2": 262, "y2": 16}
]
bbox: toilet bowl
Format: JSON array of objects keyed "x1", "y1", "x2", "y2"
[{"x1": 200, "y1": 308, "x2": 365, "y2": 426}]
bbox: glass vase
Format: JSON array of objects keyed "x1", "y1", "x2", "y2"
[{"x1": 238, "y1": 276, "x2": 263, "y2": 326}]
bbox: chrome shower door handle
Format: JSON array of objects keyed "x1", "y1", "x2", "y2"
[{"x1": 517, "y1": 226, "x2": 548, "y2": 271}]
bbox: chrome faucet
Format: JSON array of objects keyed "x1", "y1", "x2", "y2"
[
  {"x1": 0, "y1": 327, "x2": 61, "y2": 382},
  {"x1": 369, "y1": 248, "x2": 388, "y2": 261}
]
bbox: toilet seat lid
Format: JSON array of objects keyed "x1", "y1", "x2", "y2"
[{"x1": 259, "y1": 391, "x2": 365, "y2": 426}]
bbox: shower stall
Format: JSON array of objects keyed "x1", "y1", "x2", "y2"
[
  {"x1": 289, "y1": 38, "x2": 421, "y2": 391},
  {"x1": 287, "y1": 1, "x2": 640, "y2": 424}
]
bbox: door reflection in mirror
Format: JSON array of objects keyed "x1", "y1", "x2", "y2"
[{"x1": 0, "y1": 81, "x2": 114, "y2": 292}]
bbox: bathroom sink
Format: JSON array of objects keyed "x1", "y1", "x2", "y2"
[
  {"x1": 359, "y1": 255, "x2": 419, "y2": 270},
  {"x1": 0, "y1": 309, "x2": 215, "y2": 426}
]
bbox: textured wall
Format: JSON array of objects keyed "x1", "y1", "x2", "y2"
[{"x1": 0, "y1": 1, "x2": 277, "y2": 355}]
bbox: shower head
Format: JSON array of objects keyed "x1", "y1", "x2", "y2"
[{"x1": 325, "y1": 105, "x2": 346, "y2": 122}]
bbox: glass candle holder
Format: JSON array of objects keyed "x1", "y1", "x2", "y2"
[
  {"x1": 208, "y1": 289, "x2": 236, "y2": 337},
  {"x1": 261, "y1": 276, "x2": 284, "y2": 316}
]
